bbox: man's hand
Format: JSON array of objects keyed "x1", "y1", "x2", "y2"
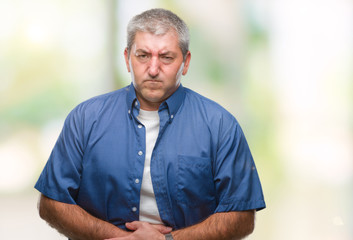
[
  {"x1": 105, "y1": 211, "x2": 254, "y2": 240},
  {"x1": 105, "y1": 221, "x2": 172, "y2": 240}
]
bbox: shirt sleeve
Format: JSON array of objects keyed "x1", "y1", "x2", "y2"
[
  {"x1": 34, "y1": 106, "x2": 84, "y2": 204},
  {"x1": 213, "y1": 114, "x2": 266, "y2": 212}
]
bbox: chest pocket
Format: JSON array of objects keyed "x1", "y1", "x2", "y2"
[{"x1": 176, "y1": 155, "x2": 216, "y2": 206}]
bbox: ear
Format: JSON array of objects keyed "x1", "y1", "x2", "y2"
[
  {"x1": 182, "y1": 51, "x2": 191, "y2": 75},
  {"x1": 124, "y1": 48, "x2": 131, "y2": 72}
]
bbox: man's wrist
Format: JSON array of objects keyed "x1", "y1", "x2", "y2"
[{"x1": 165, "y1": 233, "x2": 174, "y2": 240}]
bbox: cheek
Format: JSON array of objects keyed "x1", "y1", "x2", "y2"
[
  {"x1": 163, "y1": 65, "x2": 180, "y2": 77},
  {"x1": 131, "y1": 65, "x2": 145, "y2": 79}
]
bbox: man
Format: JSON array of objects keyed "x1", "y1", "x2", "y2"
[{"x1": 35, "y1": 8, "x2": 265, "y2": 240}]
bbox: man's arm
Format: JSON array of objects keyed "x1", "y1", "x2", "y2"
[
  {"x1": 38, "y1": 194, "x2": 130, "y2": 240},
  {"x1": 107, "y1": 210, "x2": 255, "y2": 240},
  {"x1": 171, "y1": 210, "x2": 255, "y2": 240}
]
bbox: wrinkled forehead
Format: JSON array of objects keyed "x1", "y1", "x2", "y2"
[
  {"x1": 133, "y1": 28, "x2": 178, "y2": 43},
  {"x1": 130, "y1": 30, "x2": 180, "y2": 54}
]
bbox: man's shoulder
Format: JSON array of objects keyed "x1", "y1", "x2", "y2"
[
  {"x1": 183, "y1": 87, "x2": 235, "y2": 119},
  {"x1": 76, "y1": 86, "x2": 128, "y2": 111},
  {"x1": 182, "y1": 87, "x2": 243, "y2": 136},
  {"x1": 67, "y1": 86, "x2": 129, "y2": 120},
  {"x1": 83, "y1": 86, "x2": 128, "y2": 104}
]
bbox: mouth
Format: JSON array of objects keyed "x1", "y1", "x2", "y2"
[
  {"x1": 144, "y1": 79, "x2": 162, "y2": 83},
  {"x1": 143, "y1": 79, "x2": 163, "y2": 90}
]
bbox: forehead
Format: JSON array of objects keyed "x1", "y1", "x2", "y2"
[{"x1": 132, "y1": 30, "x2": 181, "y2": 53}]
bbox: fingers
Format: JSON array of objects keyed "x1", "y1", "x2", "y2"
[
  {"x1": 125, "y1": 221, "x2": 172, "y2": 234},
  {"x1": 152, "y1": 224, "x2": 172, "y2": 234},
  {"x1": 125, "y1": 221, "x2": 140, "y2": 231},
  {"x1": 104, "y1": 237, "x2": 129, "y2": 240}
]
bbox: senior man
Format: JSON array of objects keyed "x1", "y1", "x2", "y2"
[{"x1": 35, "y1": 8, "x2": 265, "y2": 240}]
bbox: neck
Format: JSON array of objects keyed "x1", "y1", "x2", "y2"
[
  {"x1": 137, "y1": 95, "x2": 162, "y2": 111},
  {"x1": 140, "y1": 104, "x2": 160, "y2": 111}
]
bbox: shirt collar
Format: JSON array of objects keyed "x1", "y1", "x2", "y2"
[
  {"x1": 126, "y1": 83, "x2": 185, "y2": 119},
  {"x1": 164, "y1": 84, "x2": 185, "y2": 120},
  {"x1": 126, "y1": 83, "x2": 137, "y2": 114}
]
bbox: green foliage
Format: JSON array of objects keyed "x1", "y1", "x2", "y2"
[{"x1": 0, "y1": 36, "x2": 77, "y2": 137}]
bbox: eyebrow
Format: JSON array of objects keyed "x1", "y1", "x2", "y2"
[
  {"x1": 135, "y1": 49, "x2": 177, "y2": 57},
  {"x1": 159, "y1": 51, "x2": 177, "y2": 57},
  {"x1": 135, "y1": 49, "x2": 149, "y2": 55}
]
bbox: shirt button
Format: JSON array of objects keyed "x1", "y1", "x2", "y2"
[
  {"x1": 135, "y1": 179, "x2": 140, "y2": 184},
  {"x1": 138, "y1": 124, "x2": 142, "y2": 128},
  {"x1": 128, "y1": 110, "x2": 131, "y2": 114},
  {"x1": 138, "y1": 151, "x2": 143, "y2": 156},
  {"x1": 132, "y1": 207, "x2": 137, "y2": 212},
  {"x1": 171, "y1": 114, "x2": 174, "y2": 119},
  {"x1": 135, "y1": 101, "x2": 138, "y2": 106}
]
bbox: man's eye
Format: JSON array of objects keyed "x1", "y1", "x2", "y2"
[
  {"x1": 161, "y1": 56, "x2": 174, "y2": 63},
  {"x1": 136, "y1": 54, "x2": 150, "y2": 62}
]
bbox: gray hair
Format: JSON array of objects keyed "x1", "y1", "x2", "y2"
[{"x1": 127, "y1": 8, "x2": 190, "y2": 61}]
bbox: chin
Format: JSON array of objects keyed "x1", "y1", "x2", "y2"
[
  {"x1": 146, "y1": 95, "x2": 164, "y2": 103},
  {"x1": 143, "y1": 88, "x2": 163, "y2": 97}
]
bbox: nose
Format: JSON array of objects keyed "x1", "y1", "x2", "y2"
[{"x1": 148, "y1": 56, "x2": 160, "y2": 78}]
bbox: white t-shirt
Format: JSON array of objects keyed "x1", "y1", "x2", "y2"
[{"x1": 137, "y1": 109, "x2": 163, "y2": 224}]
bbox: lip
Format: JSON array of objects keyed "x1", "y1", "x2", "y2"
[{"x1": 144, "y1": 79, "x2": 162, "y2": 83}]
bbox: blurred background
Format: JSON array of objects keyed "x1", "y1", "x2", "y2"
[{"x1": 0, "y1": 0, "x2": 352, "y2": 239}]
